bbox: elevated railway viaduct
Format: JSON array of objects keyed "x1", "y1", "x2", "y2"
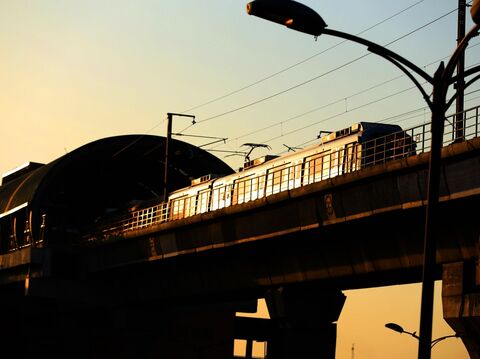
[{"x1": 1, "y1": 134, "x2": 480, "y2": 358}]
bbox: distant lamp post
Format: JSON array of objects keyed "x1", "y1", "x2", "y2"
[
  {"x1": 385, "y1": 322, "x2": 420, "y2": 340},
  {"x1": 246, "y1": 1, "x2": 480, "y2": 358},
  {"x1": 385, "y1": 322, "x2": 459, "y2": 348}
]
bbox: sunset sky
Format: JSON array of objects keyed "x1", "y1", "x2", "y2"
[{"x1": 1, "y1": 1, "x2": 477, "y2": 357}]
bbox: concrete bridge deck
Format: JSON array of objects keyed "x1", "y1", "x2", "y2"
[{"x1": 79, "y1": 137, "x2": 480, "y2": 296}]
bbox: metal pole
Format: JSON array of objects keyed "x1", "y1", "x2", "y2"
[
  {"x1": 456, "y1": 0, "x2": 466, "y2": 141},
  {"x1": 163, "y1": 113, "x2": 173, "y2": 201},
  {"x1": 162, "y1": 112, "x2": 195, "y2": 201},
  {"x1": 417, "y1": 63, "x2": 446, "y2": 359}
]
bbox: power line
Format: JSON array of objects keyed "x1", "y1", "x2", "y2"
[
  {"x1": 181, "y1": 5, "x2": 458, "y2": 133},
  {"x1": 262, "y1": 85, "x2": 417, "y2": 144},
  {"x1": 273, "y1": 89, "x2": 480, "y2": 157},
  {"x1": 180, "y1": 0, "x2": 427, "y2": 114},
  {"x1": 207, "y1": 46, "x2": 479, "y2": 152}
]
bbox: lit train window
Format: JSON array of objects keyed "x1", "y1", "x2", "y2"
[
  {"x1": 197, "y1": 190, "x2": 211, "y2": 214},
  {"x1": 185, "y1": 196, "x2": 195, "y2": 217},
  {"x1": 232, "y1": 175, "x2": 257, "y2": 205},
  {"x1": 170, "y1": 198, "x2": 185, "y2": 220},
  {"x1": 304, "y1": 151, "x2": 330, "y2": 184},
  {"x1": 266, "y1": 164, "x2": 288, "y2": 195}
]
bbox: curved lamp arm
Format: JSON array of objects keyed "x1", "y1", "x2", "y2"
[
  {"x1": 246, "y1": 0, "x2": 434, "y2": 108},
  {"x1": 430, "y1": 333, "x2": 460, "y2": 348},
  {"x1": 322, "y1": 28, "x2": 433, "y2": 109},
  {"x1": 447, "y1": 72, "x2": 480, "y2": 109}
]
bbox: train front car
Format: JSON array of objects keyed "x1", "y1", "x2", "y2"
[{"x1": 358, "y1": 122, "x2": 416, "y2": 167}]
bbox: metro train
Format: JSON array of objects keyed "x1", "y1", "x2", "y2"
[{"x1": 165, "y1": 122, "x2": 415, "y2": 222}]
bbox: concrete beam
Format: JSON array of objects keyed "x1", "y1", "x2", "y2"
[{"x1": 443, "y1": 261, "x2": 480, "y2": 358}]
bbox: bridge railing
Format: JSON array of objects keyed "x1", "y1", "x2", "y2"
[{"x1": 85, "y1": 105, "x2": 480, "y2": 242}]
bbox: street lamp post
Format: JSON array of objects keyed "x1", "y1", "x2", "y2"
[{"x1": 246, "y1": 1, "x2": 480, "y2": 358}]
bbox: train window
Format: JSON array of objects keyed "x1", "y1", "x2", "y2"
[
  {"x1": 304, "y1": 151, "x2": 330, "y2": 184},
  {"x1": 236, "y1": 181, "x2": 245, "y2": 204},
  {"x1": 330, "y1": 149, "x2": 339, "y2": 177},
  {"x1": 232, "y1": 183, "x2": 238, "y2": 205},
  {"x1": 294, "y1": 163, "x2": 302, "y2": 187},
  {"x1": 197, "y1": 190, "x2": 211, "y2": 214},
  {"x1": 170, "y1": 198, "x2": 185, "y2": 220},
  {"x1": 267, "y1": 164, "x2": 288, "y2": 194},
  {"x1": 232, "y1": 175, "x2": 256, "y2": 205},
  {"x1": 244, "y1": 178, "x2": 252, "y2": 202},
  {"x1": 211, "y1": 186, "x2": 222, "y2": 210},
  {"x1": 272, "y1": 169, "x2": 282, "y2": 187},
  {"x1": 251, "y1": 174, "x2": 265, "y2": 200},
  {"x1": 280, "y1": 167, "x2": 289, "y2": 191},
  {"x1": 184, "y1": 196, "x2": 195, "y2": 217}
]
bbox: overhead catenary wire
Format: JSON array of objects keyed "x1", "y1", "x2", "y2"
[
  {"x1": 180, "y1": 0, "x2": 427, "y2": 114},
  {"x1": 273, "y1": 89, "x2": 480, "y2": 157},
  {"x1": 179, "y1": 5, "x2": 459, "y2": 134},
  {"x1": 113, "y1": 2, "x2": 475, "y2": 162},
  {"x1": 207, "y1": 47, "x2": 480, "y2": 152},
  {"x1": 115, "y1": 0, "x2": 453, "y2": 159}
]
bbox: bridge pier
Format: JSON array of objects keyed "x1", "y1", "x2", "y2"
[
  {"x1": 442, "y1": 261, "x2": 480, "y2": 358},
  {"x1": 264, "y1": 286, "x2": 345, "y2": 359}
]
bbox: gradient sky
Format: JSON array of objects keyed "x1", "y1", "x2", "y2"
[{"x1": 1, "y1": 1, "x2": 477, "y2": 357}]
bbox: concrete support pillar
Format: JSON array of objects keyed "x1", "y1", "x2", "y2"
[
  {"x1": 265, "y1": 286, "x2": 345, "y2": 359},
  {"x1": 442, "y1": 261, "x2": 480, "y2": 358}
]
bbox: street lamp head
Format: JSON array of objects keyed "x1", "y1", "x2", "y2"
[
  {"x1": 246, "y1": 0, "x2": 327, "y2": 37},
  {"x1": 385, "y1": 322, "x2": 405, "y2": 334},
  {"x1": 472, "y1": 0, "x2": 480, "y2": 25}
]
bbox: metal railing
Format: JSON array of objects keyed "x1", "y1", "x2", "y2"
[{"x1": 86, "y1": 105, "x2": 480, "y2": 242}]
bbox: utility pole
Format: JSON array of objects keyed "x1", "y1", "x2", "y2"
[
  {"x1": 456, "y1": 0, "x2": 466, "y2": 141},
  {"x1": 163, "y1": 113, "x2": 195, "y2": 201}
]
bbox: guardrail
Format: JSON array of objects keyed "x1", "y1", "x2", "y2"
[{"x1": 86, "y1": 105, "x2": 480, "y2": 242}]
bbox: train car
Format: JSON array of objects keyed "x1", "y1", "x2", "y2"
[{"x1": 165, "y1": 122, "x2": 414, "y2": 220}]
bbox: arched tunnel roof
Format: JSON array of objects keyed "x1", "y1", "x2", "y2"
[{"x1": 0, "y1": 135, "x2": 234, "y2": 240}]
